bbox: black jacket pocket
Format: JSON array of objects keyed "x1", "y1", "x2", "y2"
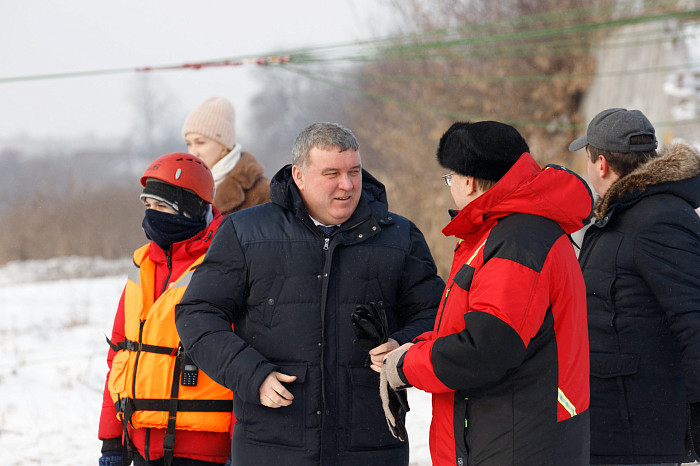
[
  {"x1": 240, "y1": 363, "x2": 308, "y2": 449},
  {"x1": 590, "y1": 352, "x2": 638, "y2": 378}
]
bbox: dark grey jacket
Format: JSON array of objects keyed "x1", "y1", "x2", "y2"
[
  {"x1": 579, "y1": 143, "x2": 700, "y2": 464},
  {"x1": 175, "y1": 165, "x2": 444, "y2": 465}
]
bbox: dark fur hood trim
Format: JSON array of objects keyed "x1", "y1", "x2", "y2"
[{"x1": 595, "y1": 143, "x2": 700, "y2": 218}]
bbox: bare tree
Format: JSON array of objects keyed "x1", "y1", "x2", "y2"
[
  {"x1": 343, "y1": 0, "x2": 599, "y2": 276},
  {"x1": 245, "y1": 66, "x2": 358, "y2": 175},
  {"x1": 0, "y1": 179, "x2": 144, "y2": 264},
  {"x1": 127, "y1": 74, "x2": 184, "y2": 161}
]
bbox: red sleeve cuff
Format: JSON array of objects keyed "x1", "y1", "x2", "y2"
[{"x1": 402, "y1": 340, "x2": 452, "y2": 394}]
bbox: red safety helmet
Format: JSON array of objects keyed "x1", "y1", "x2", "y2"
[{"x1": 140, "y1": 153, "x2": 215, "y2": 204}]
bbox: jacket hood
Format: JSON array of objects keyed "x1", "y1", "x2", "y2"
[
  {"x1": 443, "y1": 152, "x2": 593, "y2": 239},
  {"x1": 595, "y1": 142, "x2": 700, "y2": 219},
  {"x1": 269, "y1": 164, "x2": 390, "y2": 222}
]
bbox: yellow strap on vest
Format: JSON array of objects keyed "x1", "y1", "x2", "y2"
[{"x1": 558, "y1": 387, "x2": 577, "y2": 417}]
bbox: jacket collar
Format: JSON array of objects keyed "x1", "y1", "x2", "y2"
[
  {"x1": 595, "y1": 143, "x2": 700, "y2": 219},
  {"x1": 213, "y1": 152, "x2": 266, "y2": 214},
  {"x1": 442, "y1": 153, "x2": 593, "y2": 240},
  {"x1": 269, "y1": 165, "x2": 393, "y2": 230}
]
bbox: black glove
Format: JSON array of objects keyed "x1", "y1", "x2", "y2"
[
  {"x1": 690, "y1": 403, "x2": 700, "y2": 460},
  {"x1": 379, "y1": 346, "x2": 411, "y2": 441},
  {"x1": 351, "y1": 303, "x2": 388, "y2": 352}
]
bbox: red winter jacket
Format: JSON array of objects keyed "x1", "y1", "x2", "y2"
[
  {"x1": 400, "y1": 154, "x2": 593, "y2": 465},
  {"x1": 98, "y1": 208, "x2": 232, "y2": 463}
]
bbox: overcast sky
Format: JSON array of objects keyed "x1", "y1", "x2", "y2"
[{"x1": 0, "y1": 1, "x2": 390, "y2": 141}]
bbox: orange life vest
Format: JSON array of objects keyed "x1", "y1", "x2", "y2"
[{"x1": 107, "y1": 244, "x2": 233, "y2": 433}]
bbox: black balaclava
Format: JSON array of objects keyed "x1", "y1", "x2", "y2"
[
  {"x1": 140, "y1": 180, "x2": 208, "y2": 250},
  {"x1": 142, "y1": 209, "x2": 206, "y2": 251}
]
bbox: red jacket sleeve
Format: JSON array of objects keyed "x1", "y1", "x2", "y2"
[
  {"x1": 412, "y1": 330, "x2": 434, "y2": 342},
  {"x1": 403, "y1": 257, "x2": 540, "y2": 393},
  {"x1": 98, "y1": 286, "x2": 126, "y2": 441},
  {"x1": 403, "y1": 339, "x2": 453, "y2": 393}
]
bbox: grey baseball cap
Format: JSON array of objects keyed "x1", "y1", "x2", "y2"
[{"x1": 569, "y1": 108, "x2": 657, "y2": 152}]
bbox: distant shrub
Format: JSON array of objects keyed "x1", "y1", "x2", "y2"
[{"x1": 0, "y1": 182, "x2": 145, "y2": 265}]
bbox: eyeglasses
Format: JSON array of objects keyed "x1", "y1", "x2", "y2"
[{"x1": 442, "y1": 173, "x2": 453, "y2": 187}]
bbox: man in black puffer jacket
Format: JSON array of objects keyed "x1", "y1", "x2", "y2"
[
  {"x1": 572, "y1": 108, "x2": 700, "y2": 465},
  {"x1": 175, "y1": 122, "x2": 445, "y2": 465}
]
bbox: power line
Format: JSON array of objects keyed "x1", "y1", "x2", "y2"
[
  {"x1": 310, "y1": 62, "x2": 700, "y2": 86},
  {"x1": 1, "y1": 4, "x2": 697, "y2": 83},
  {"x1": 279, "y1": 64, "x2": 700, "y2": 131},
  {"x1": 1, "y1": 1, "x2": 699, "y2": 132},
  {"x1": 0, "y1": 55, "x2": 292, "y2": 84}
]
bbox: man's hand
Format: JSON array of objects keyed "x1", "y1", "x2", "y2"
[
  {"x1": 259, "y1": 371, "x2": 296, "y2": 408},
  {"x1": 369, "y1": 338, "x2": 400, "y2": 373}
]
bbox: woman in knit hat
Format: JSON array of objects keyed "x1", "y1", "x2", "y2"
[
  {"x1": 183, "y1": 96, "x2": 269, "y2": 215},
  {"x1": 98, "y1": 153, "x2": 233, "y2": 466}
]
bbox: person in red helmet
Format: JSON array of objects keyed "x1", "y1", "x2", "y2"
[{"x1": 98, "y1": 153, "x2": 232, "y2": 466}]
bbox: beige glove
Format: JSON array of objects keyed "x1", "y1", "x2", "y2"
[{"x1": 379, "y1": 347, "x2": 411, "y2": 441}]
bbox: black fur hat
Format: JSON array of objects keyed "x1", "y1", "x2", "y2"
[{"x1": 437, "y1": 121, "x2": 529, "y2": 181}]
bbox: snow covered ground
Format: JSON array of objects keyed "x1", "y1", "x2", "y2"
[
  {"x1": 0, "y1": 257, "x2": 432, "y2": 466},
  {"x1": 6, "y1": 256, "x2": 697, "y2": 466}
]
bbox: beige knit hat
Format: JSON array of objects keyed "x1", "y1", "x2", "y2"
[{"x1": 182, "y1": 97, "x2": 236, "y2": 150}]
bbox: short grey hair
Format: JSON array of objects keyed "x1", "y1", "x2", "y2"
[{"x1": 291, "y1": 122, "x2": 360, "y2": 168}]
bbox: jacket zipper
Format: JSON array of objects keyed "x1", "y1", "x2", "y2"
[
  {"x1": 161, "y1": 247, "x2": 173, "y2": 295},
  {"x1": 435, "y1": 286, "x2": 452, "y2": 334},
  {"x1": 315, "y1": 217, "x2": 374, "y2": 453},
  {"x1": 436, "y1": 239, "x2": 487, "y2": 334},
  {"x1": 319, "y1": 235, "x2": 331, "y2": 454},
  {"x1": 132, "y1": 320, "x2": 146, "y2": 397}
]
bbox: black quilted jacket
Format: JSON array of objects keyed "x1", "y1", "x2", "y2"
[{"x1": 176, "y1": 165, "x2": 445, "y2": 465}]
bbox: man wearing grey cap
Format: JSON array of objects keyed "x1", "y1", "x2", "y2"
[{"x1": 572, "y1": 108, "x2": 700, "y2": 465}]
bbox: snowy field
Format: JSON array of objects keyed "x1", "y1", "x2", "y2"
[{"x1": 0, "y1": 257, "x2": 432, "y2": 466}]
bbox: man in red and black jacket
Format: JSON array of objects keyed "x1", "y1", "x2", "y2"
[{"x1": 380, "y1": 121, "x2": 593, "y2": 466}]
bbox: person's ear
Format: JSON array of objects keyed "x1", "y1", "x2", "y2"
[
  {"x1": 292, "y1": 165, "x2": 304, "y2": 190},
  {"x1": 464, "y1": 176, "x2": 477, "y2": 195},
  {"x1": 598, "y1": 155, "x2": 610, "y2": 179}
]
